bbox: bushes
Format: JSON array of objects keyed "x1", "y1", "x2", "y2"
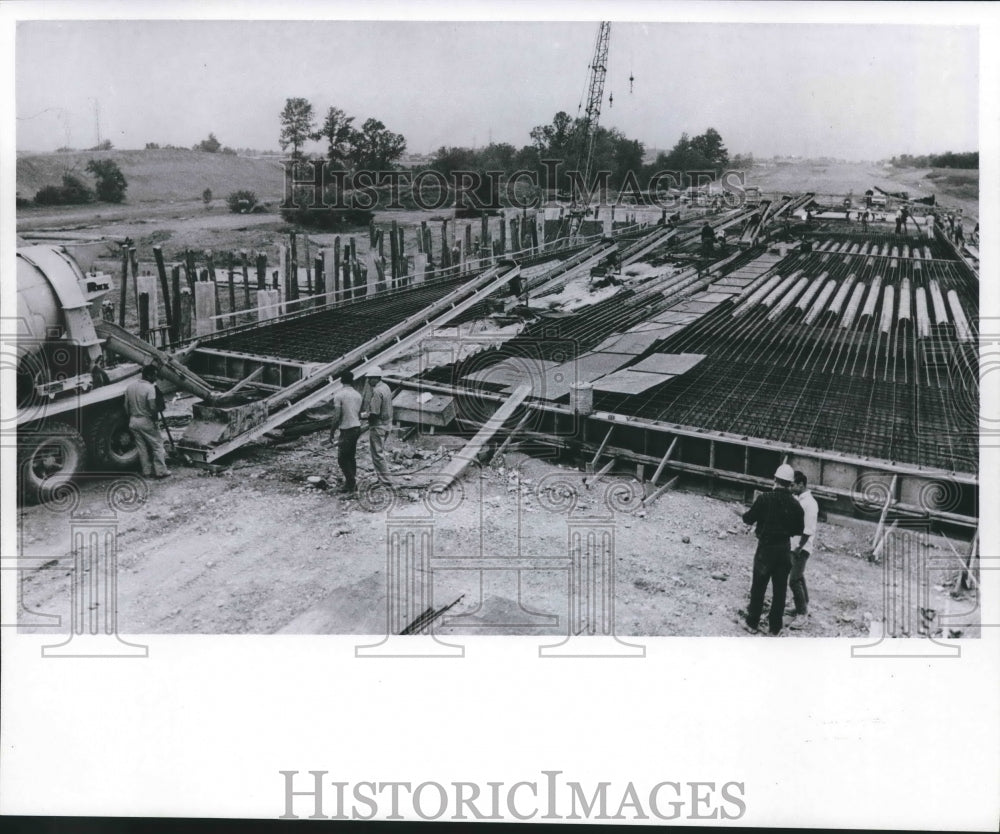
[
  {"x1": 86, "y1": 159, "x2": 128, "y2": 203},
  {"x1": 226, "y1": 190, "x2": 259, "y2": 213},
  {"x1": 34, "y1": 174, "x2": 94, "y2": 206}
]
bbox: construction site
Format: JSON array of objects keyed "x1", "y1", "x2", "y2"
[{"x1": 12, "y1": 23, "x2": 981, "y2": 645}]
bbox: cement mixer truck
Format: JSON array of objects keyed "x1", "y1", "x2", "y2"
[{"x1": 13, "y1": 245, "x2": 218, "y2": 504}]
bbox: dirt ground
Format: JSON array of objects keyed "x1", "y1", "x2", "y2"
[{"x1": 16, "y1": 414, "x2": 977, "y2": 639}]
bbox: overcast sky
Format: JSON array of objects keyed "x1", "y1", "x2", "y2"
[{"x1": 15, "y1": 19, "x2": 978, "y2": 159}]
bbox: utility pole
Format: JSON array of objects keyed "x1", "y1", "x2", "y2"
[{"x1": 92, "y1": 98, "x2": 101, "y2": 147}]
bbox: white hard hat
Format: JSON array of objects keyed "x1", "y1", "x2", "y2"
[
  {"x1": 774, "y1": 464, "x2": 795, "y2": 482},
  {"x1": 366, "y1": 366, "x2": 384, "y2": 377}
]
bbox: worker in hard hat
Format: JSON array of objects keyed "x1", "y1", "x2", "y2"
[
  {"x1": 361, "y1": 366, "x2": 393, "y2": 485},
  {"x1": 124, "y1": 364, "x2": 170, "y2": 479},
  {"x1": 787, "y1": 470, "x2": 819, "y2": 629},
  {"x1": 739, "y1": 462, "x2": 804, "y2": 635}
]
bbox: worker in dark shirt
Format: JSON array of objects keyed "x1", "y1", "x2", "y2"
[
  {"x1": 700, "y1": 222, "x2": 715, "y2": 258},
  {"x1": 740, "y1": 463, "x2": 805, "y2": 635}
]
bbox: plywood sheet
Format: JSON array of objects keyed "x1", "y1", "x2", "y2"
[
  {"x1": 650, "y1": 311, "x2": 700, "y2": 325},
  {"x1": 463, "y1": 358, "x2": 559, "y2": 387},
  {"x1": 629, "y1": 352, "x2": 706, "y2": 375},
  {"x1": 594, "y1": 327, "x2": 681, "y2": 354},
  {"x1": 504, "y1": 351, "x2": 631, "y2": 400},
  {"x1": 690, "y1": 292, "x2": 733, "y2": 304},
  {"x1": 665, "y1": 300, "x2": 722, "y2": 314},
  {"x1": 591, "y1": 369, "x2": 675, "y2": 395},
  {"x1": 713, "y1": 277, "x2": 756, "y2": 288}
]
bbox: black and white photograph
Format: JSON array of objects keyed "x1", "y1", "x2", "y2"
[{"x1": 2, "y1": 1, "x2": 998, "y2": 827}]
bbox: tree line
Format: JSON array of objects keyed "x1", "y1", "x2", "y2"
[
  {"x1": 890, "y1": 151, "x2": 978, "y2": 169},
  {"x1": 279, "y1": 95, "x2": 733, "y2": 207}
]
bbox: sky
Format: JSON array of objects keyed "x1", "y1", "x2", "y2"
[{"x1": 14, "y1": 16, "x2": 980, "y2": 160}]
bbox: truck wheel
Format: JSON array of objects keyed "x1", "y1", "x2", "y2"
[
  {"x1": 87, "y1": 407, "x2": 140, "y2": 470},
  {"x1": 18, "y1": 422, "x2": 87, "y2": 505}
]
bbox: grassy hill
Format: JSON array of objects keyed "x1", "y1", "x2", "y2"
[{"x1": 16, "y1": 148, "x2": 287, "y2": 204}]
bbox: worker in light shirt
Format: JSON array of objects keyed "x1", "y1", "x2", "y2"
[{"x1": 788, "y1": 470, "x2": 819, "y2": 629}]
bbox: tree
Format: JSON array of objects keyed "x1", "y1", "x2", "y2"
[
  {"x1": 85, "y1": 160, "x2": 127, "y2": 202},
  {"x1": 202, "y1": 188, "x2": 213, "y2": 208},
  {"x1": 347, "y1": 118, "x2": 406, "y2": 171},
  {"x1": 688, "y1": 127, "x2": 728, "y2": 172},
  {"x1": 318, "y1": 106, "x2": 355, "y2": 169},
  {"x1": 530, "y1": 111, "x2": 578, "y2": 156},
  {"x1": 655, "y1": 128, "x2": 730, "y2": 178},
  {"x1": 279, "y1": 97, "x2": 315, "y2": 159},
  {"x1": 195, "y1": 133, "x2": 221, "y2": 153}
]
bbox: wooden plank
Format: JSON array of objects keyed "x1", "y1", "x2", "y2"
[
  {"x1": 220, "y1": 366, "x2": 264, "y2": 398},
  {"x1": 491, "y1": 410, "x2": 534, "y2": 462},
  {"x1": 872, "y1": 474, "x2": 899, "y2": 549},
  {"x1": 432, "y1": 383, "x2": 532, "y2": 489},
  {"x1": 584, "y1": 456, "x2": 618, "y2": 488},
  {"x1": 651, "y1": 437, "x2": 679, "y2": 485},
  {"x1": 871, "y1": 520, "x2": 898, "y2": 562},
  {"x1": 958, "y1": 527, "x2": 979, "y2": 590},
  {"x1": 589, "y1": 425, "x2": 615, "y2": 468},
  {"x1": 641, "y1": 475, "x2": 680, "y2": 507}
]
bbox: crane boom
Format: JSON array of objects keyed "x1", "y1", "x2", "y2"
[{"x1": 577, "y1": 21, "x2": 611, "y2": 197}]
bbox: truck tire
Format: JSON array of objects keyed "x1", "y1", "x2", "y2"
[
  {"x1": 87, "y1": 406, "x2": 140, "y2": 470},
  {"x1": 18, "y1": 422, "x2": 87, "y2": 506}
]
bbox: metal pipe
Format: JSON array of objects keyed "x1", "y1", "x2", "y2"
[
  {"x1": 793, "y1": 275, "x2": 826, "y2": 313},
  {"x1": 898, "y1": 277, "x2": 912, "y2": 320},
  {"x1": 732, "y1": 273, "x2": 783, "y2": 316},
  {"x1": 803, "y1": 280, "x2": 838, "y2": 325},
  {"x1": 879, "y1": 285, "x2": 895, "y2": 333},
  {"x1": 860, "y1": 274, "x2": 883, "y2": 318},
  {"x1": 914, "y1": 286, "x2": 931, "y2": 338},
  {"x1": 928, "y1": 280, "x2": 949, "y2": 326},
  {"x1": 828, "y1": 274, "x2": 856, "y2": 316},
  {"x1": 947, "y1": 290, "x2": 973, "y2": 342},
  {"x1": 840, "y1": 282, "x2": 866, "y2": 329},
  {"x1": 761, "y1": 272, "x2": 800, "y2": 308},
  {"x1": 767, "y1": 276, "x2": 810, "y2": 320}
]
